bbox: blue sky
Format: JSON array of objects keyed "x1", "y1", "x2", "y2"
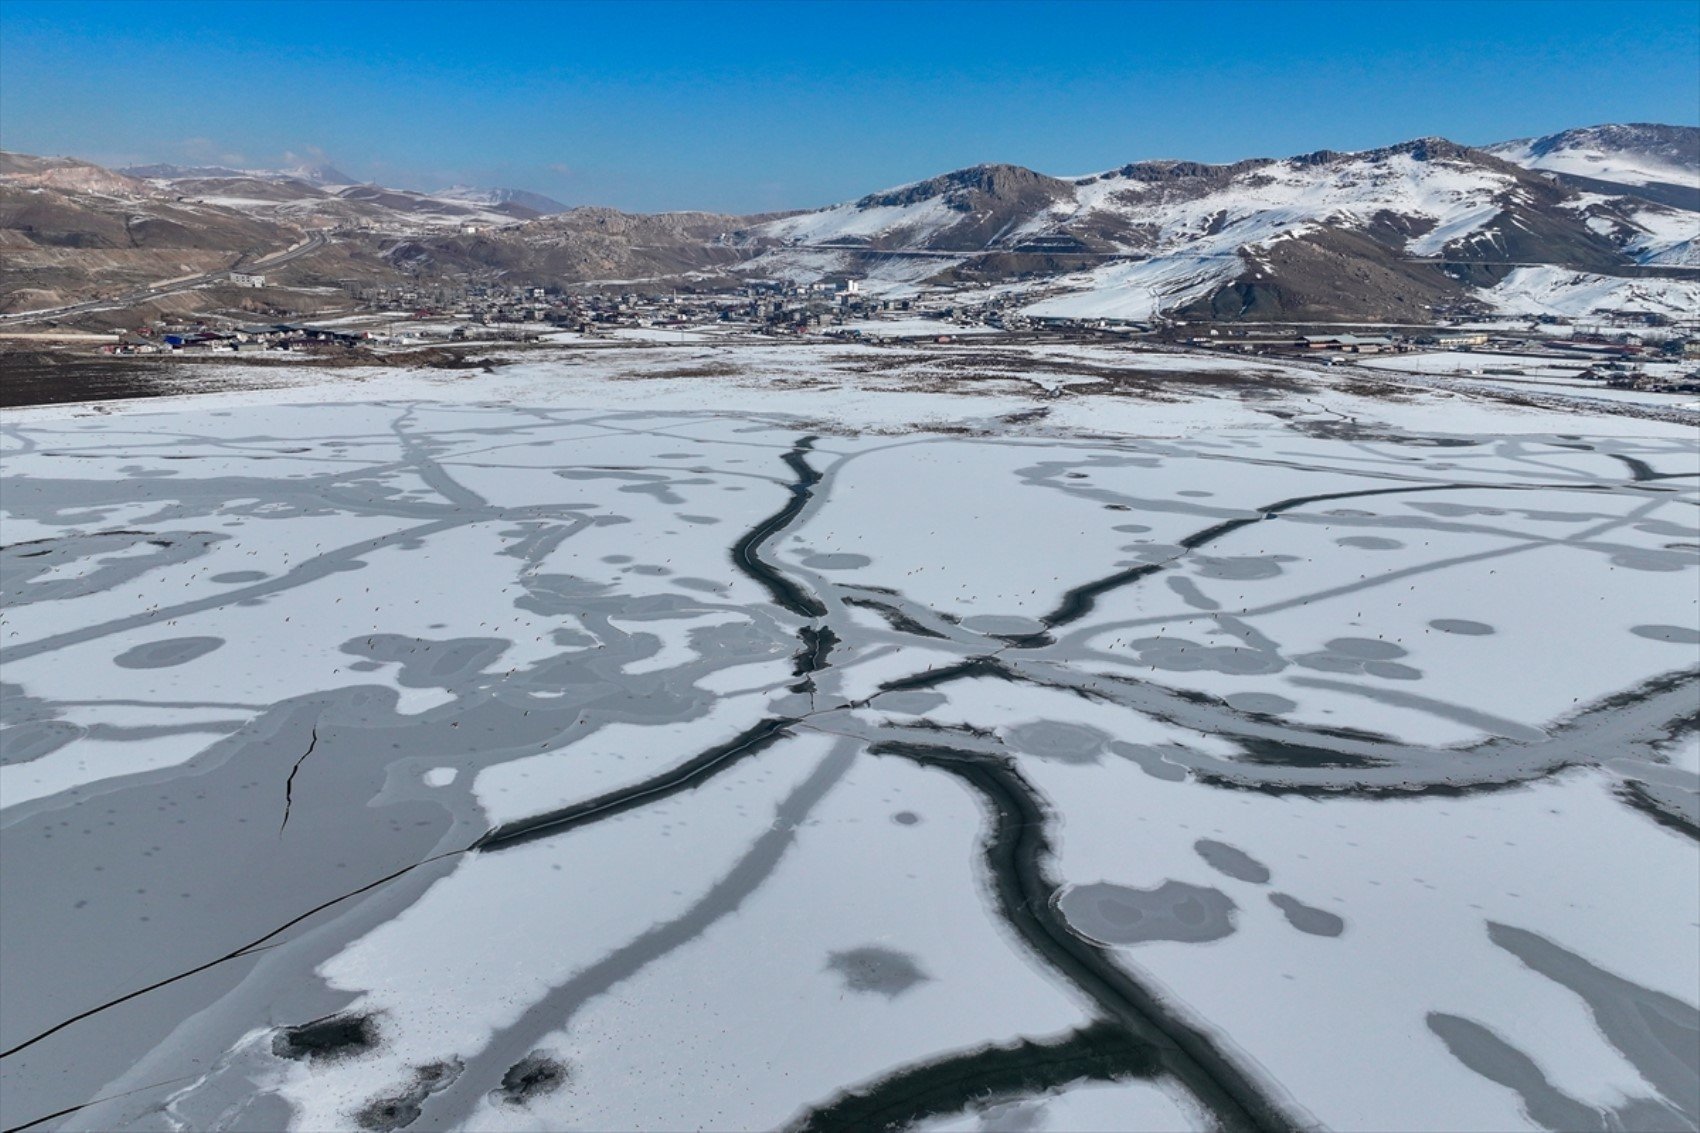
[{"x1": 3, "y1": 0, "x2": 1696, "y2": 212}]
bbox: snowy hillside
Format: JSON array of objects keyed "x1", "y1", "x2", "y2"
[
  {"x1": 5, "y1": 125, "x2": 1697, "y2": 324},
  {"x1": 748, "y1": 138, "x2": 1687, "y2": 322},
  {"x1": 746, "y1": 138, "x2": 1689, "y2": 320},
  {"x1": 121, "y1": 160, "x2": 359, "y2": 186},
  {"x1": 435, "y1": 184, "x2": 570, "y2": 214},
  {"x1": 1480, "y1": 265, "x2": 1700, "y2": 318},
  {"x1": 755, "y1": 141, "x2": 1521, "y2": 260},
  {"x1": 1488, "y1": 124, "x2": 1700, "y2": 189}
]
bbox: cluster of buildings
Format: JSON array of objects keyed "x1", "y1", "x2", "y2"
[
  {"x1": 343, "y1": 278, "x2": 1007, "y2": 339},
  {"x1": 1192, "y1": 331, "x2": 1491, "y2": 355},
  {"x1": 1581, "y1": 360, "x2": 1700, "y2": 394},
  {"x1": 102, "y1": 321, "x2": 369, "y2": 356}
]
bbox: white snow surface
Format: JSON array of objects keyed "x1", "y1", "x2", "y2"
[
  {"x1": 1480, "y1": 265, "x2": 1700, "y2": 317},
  {"x1": 2, "y1": 350, "x2": 1696, "y2": 1133},
  {"x1": 1488, "y1": 137, "x2": 1700, "y2": 189}
]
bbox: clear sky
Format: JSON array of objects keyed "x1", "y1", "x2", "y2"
[{"x1": 3, "y1": 0, "x2": 1696, "y2": 213}]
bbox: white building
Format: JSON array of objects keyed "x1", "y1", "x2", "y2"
[{"x1": 230, "y1": 272, "x2": 266, "y2": 288}]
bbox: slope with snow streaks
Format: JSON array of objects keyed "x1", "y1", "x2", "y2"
[
  {"x1": 1016, "y1": 145, "x2": 1535, "y2": 320},
  {"x1": 1070, "y1": 145, "x2": 1518, "y2": 258},
  {"x1": 758, "y1": 141, "x2": 1561, "y2": 321},
  {"x1": 762, "y1": 143, "x2": 1522, "y2": 261},
  {"x1": 1488, "y1": 124, "x2": 1700, "y2": 190},
  {"x1": 1481, "y1": 265, "x2": 1700, "y2": 317}
]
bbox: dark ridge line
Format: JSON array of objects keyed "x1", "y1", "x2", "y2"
[
  {"x1": 1037, "y1": 479, "x2": 1629, "y2": 630},
  {"x1": 871, "y1": 655, "x2": 1109, "y2": 707},
  {"x1": 1190, "y1": 765, "x2": 1582, "y2": 801},
  {"x1": 840, "y1": 595, "x2": 950, "y2": 640},
  {"x1": 1563, "y1": 665, "x2": 1699, "y2": 717},
  {"x1": 1088, "y1": 664, "x2": 1698, "y2": 795},
  {"x1": 0, "y1": 852, "x2": 461, "y2": 1061},
  {"x1": 867, "y1": 740, "x2": 1302, "y2": 1133},
  {"x1": 900, "y1": 718, "x2": 1001, "y2": 742},
  {"x1": 989, "y1": 630, "x2": 1056, "y2": 649},
  {"x1": 875, "y1": 657, "x2": 1020, "y2": 694},
  {"x1": 0, "y1": 529, "x2": 155, "y2": 554},
  {"x1": 1615, "y1": 781, "x2": 1700, "y2": 841},
  {"x1": 1078, "y1": 669, "x2": 1429, "y2": 762},
  {"x1": 728, "y1": 435, "x2": 828, "y2": 619},
  {"x1": 278, "y1": 726, "x2": 319, "y2": 836},
  {"x1": 787, "y1": 1020, "x2": 1161, "y2": 1133},
  {"x1": 473, "y1": 717, "x2": 799, "y2": 851}
]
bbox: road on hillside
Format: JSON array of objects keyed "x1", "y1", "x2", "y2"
[{"x1": 0, "y1": 231, "x2": 330, "y2": 325}]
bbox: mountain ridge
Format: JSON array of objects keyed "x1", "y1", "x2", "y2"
[{"x1": 2, "y1": 124, "x2": 1695, "y2": 324}]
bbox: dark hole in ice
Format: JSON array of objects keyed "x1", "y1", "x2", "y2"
[
  {"x1": 272, "y1": 1013, "x2": 377, "y2": 1062},
  {"x1": 356, "y1": 1095, "x2": 421, "y2": 1132},
  {"x1": 495, "y1": 1052, "x2": 569, "y2": 1105},
  {"x1": 356, "y1": 1060, "x2": 462, "y2": 1131}
]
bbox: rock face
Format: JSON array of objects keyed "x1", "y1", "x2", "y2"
[{"x1": 3, "y1": 123, "x2": 1695, "y2": 321}]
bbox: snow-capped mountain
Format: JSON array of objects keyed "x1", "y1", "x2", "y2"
[
  {"x1": 15, "y1": 156, "x2": 558, "y2": 234},
  {"x1": 121, "y1": 160, "x2": 360, "y2": 187},
  {"x1": 4, "y1": 125, "x2": 1696, "y2": 322},
  {"x1": 741, "y1": 136, "x2": 1698, "y2": 322},
  {"x1": 1487, "y1": 124, "x2": 1699, "y2": 190},
  {"x1": 435, "y1": 185, "x2": 569, "y2": 215}
]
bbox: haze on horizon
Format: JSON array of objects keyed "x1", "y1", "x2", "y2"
[{"x1": 2, "y1": 0, "x2": 1697, "y2": 213}]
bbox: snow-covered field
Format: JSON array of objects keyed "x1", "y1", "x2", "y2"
[{"x1": 2, "y1": 350, "x2": 1697, "y2": 1133}]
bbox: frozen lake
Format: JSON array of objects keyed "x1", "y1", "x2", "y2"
[{"x1": 2, "y1": 360, "x2": 1697, "y2": 1132}]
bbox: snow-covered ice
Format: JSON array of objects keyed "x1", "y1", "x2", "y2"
[{"x1": 2, "y1": 351, "x2": 1696, "y2": 1133}]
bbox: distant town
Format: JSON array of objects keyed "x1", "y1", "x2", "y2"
[{"x1": 79, "y1": 273, "x2": 1700, "y2": 397}]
